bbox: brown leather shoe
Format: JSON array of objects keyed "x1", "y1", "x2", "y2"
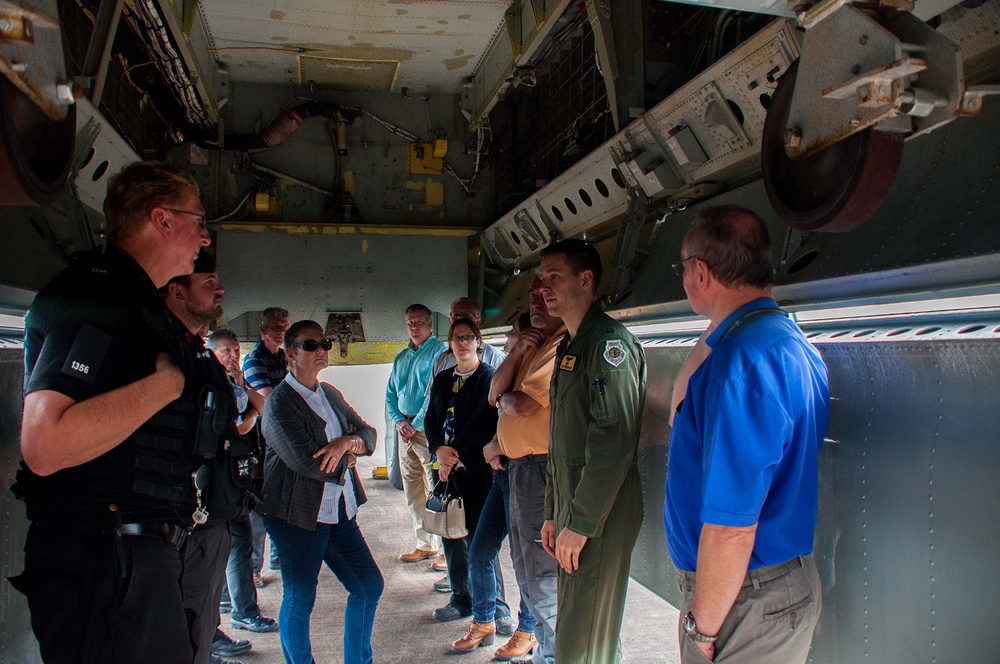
[
  {"x1": 430, "y1": 553, "x2": 448, "y2": 571},
  {"x1": 494, "y1": 630, "x2": 537, "y2": 661},
  {"x1": 451, "y1": 621, "x2": 496, "y2": 653},
  {"x1": 399, "y1": 548, "x2": 438, "y2": 563}
]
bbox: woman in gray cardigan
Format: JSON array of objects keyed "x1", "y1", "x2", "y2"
[{"x1": 261, "y1": 320, "x2": 383, "y2": 664}]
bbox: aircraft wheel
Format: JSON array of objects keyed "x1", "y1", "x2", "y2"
[
  {"x1": 0, "y1": 76, "x2": 76, "y2": 206},
  {"x1": 761, "y1": 61, "x2": 904, "y2": 232}
]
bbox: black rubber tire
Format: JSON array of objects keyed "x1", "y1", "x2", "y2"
[{"x1": 761, "y1": 61, "x2": 904, "y2": 233}]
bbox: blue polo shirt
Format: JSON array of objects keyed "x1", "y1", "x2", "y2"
[{"x1": 664, "y1": 297, "x2": 830, "y2": 572}]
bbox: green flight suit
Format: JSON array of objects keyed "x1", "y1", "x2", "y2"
[{"x1": 546, "y1": 305, "x2": 646, "y2": 664}]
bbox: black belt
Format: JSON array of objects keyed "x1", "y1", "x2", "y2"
[
  {"x1": 742, "y1": 556, "x2": 805, "y2": 589},
  {"x1": 507, "y1": 454, "x2": 548, "y2": 465},
  {"x1": 119, "y1": 522, "x2": 191, "y2": 549}
]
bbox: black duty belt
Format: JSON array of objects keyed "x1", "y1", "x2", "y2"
[{"x1": 119, "y1": 521, "x2": 190, "y2": 549}]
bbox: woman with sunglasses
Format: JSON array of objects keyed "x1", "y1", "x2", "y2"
[
  {"x1": 260, "y1": 320, "x2": 383, "y2": 664},
  {"x1": 425, "y1": 317, "x2": 500, "y2": 648}
]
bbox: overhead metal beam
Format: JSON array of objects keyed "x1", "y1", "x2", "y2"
[
  {"x1": 466, "y1": 0, "x2": 576, "y2": 128},
  {"x1": 585, "y1": 0, "x2": 621, "y2": 131},
  {"x1": 80, "y1": 0, "x2": 126, "y2": 107}
]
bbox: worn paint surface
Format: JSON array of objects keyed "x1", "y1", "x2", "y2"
[{"x1": 197, "y1": 0, "x2": 509, "y2": 93}]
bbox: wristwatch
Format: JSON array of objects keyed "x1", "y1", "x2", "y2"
[{"x1": 683, "y1": 612, "x2": 718, "y2": 644}]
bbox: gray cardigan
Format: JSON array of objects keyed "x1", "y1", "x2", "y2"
[{"x1": 260, "y1": 379, "x2": 377, "y2": 531}]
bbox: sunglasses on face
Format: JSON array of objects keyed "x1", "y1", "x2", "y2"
[{"x1": 292, "y1": 339, "x2": 333, "y2": 352}]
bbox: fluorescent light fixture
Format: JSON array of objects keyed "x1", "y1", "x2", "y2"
[
  {"x1": 0, "y1": 314, "x2": 25, "y2": 330},
  {"x1": 792, "y1": 293, "x2": 1000, "y2": 325},
  {"x1": 628, "y1": 319, "x2": 709, "y2": 336}
]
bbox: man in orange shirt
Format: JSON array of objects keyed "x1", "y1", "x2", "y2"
[{"x1": 487, "y1": 278, "x2": 565, "y2": 664}]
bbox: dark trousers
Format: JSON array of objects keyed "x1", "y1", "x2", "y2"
[
  {"x1": 442, "y1": 468, "x2": 494, "y2": 612},
  {"x1": 183, "y1": 523, "x2": 232, "y2": 664},
  {"x1": 11, "y1": 523, "x2": 192, "y2": 664}
]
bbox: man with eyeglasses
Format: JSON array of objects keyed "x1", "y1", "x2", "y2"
[
  {"x1": 664, "y1": 206, "x2": 829, "y2": 663},
  {"x1": 386, "y1": 303, "x2": 447, "y2": 566},
  {"x1": 11, "y1": 161, "x2": 246, "y2": 663},
  {"x1": 241, "y1": 306, "x2": 290, "y2": 574}
]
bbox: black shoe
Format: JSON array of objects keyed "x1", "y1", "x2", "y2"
[
  {"x1": 231, "y1": 613, "x2": 279, "y2": 633},
  {"x1": 209, "y1": 656, "x2": 244, "y2": 664},
  {"x1": 432, "y1": 603, "x2": 472, "y2": 622},
  {"x1": 212, "y1": 631, "x2": 252, "y2": 657}
]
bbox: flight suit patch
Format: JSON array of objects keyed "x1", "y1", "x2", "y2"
[
  {"x1": 60, "y1": 324, "x2": 112, "y2": 385},
  {"x1": 603, "y1": 340, "x2": 626, "y2": 367},
  {"x1": 560, "y1": 355, "x2": 577, "y2": 371}
]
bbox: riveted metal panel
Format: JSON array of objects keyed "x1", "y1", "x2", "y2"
[
  {"x1": 631, "y1": 337, "x2": 1000, "y2": 664},
  {"x1": 0, "y1": 349, "x2": 40, "y2": 663},
  {"x1": 214, "y1": 228, "x2": 467, "y2": 344}
]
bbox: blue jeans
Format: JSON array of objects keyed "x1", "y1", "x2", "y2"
[
  {"x1": 265, "y1": 504, "x2": 384, "y2": 664},
  {"x1": 220, "y1": 515, "x2": 261, "y2": 621},
  {"x1": 470, "y1": 470, "x2": 537, "y2": 632},
  {"x1": 249, "y1": 510, "x2": 266, "y2": 573}
]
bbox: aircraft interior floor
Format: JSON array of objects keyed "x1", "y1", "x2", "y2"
[{"x1": 231, "y1": 453, "x2": 681, "y2": 663}]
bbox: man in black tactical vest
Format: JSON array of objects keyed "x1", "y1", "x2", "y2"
[
  {"x1": 163, "y1": 250, "x2": 259, "y2": 664},
  {"x1": 10, "y1": 161, "x2": 246, "y2": 664}
]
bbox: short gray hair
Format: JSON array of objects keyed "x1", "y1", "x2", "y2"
[{"x1": 207, "y1": 328, "x2": 240, "y2": 349}]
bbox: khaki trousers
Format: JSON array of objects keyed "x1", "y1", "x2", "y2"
[
  {"x1": 399, "y1": 429, "x2": 441, "y2": 552},
  {"x1": 676, "y1": 555, "x2": 822, "y2": 664}
]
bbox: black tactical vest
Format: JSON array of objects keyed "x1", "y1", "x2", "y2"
[{"x1": 14, "y1": 248, "x2": 249, "y2": 526}]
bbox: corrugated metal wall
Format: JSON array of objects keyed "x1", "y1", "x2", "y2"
[{"x1": 632, "y1": 338, "x2": 1000, "y2": 663}]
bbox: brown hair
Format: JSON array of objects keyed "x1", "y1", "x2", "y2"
[
  {"x1": 103, "y1": 161, "x2": 198, "y2": 244},
  {"x1": 284, "y1": 320, "x2": 325, "y2": 351},
  {"x1": 541, "y1": 239, "x2": 603, "y2": 293},
  {"x1": 448, "y1": 317, "x2": 484, "y2": 355}
]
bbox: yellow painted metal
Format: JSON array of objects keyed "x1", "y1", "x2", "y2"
[
  {"x1": 326, "y1": 341, "x2": 408, "y2": 366},
  {"x1": 343, "y1": 170, "x2": 356, "y2": 195},
  {"x1": 425, "y1": 180, "x2": 445, "y2": 206},
  {"x1": 252, "y1": 193, "x2": 281, "y2": 214},
  {"x1": 432, "y1": 138, "x2": 448, "y2": 159},
  {"x1": 406, "y1": 142, "x2": 444, "y2": 174},
  {"x1": 371, "y1": 466, "x2": 389, "y2": 480}
]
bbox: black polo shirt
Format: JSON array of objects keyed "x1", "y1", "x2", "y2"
[{"x1": 19, "y1": 247, "x2": 198, "y2": 523}]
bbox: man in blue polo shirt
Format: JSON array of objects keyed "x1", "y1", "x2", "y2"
[{"x1": 665, "y1": 205, "x2": 830, "y2": 663}]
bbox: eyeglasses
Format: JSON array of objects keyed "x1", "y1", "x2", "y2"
[
  {"x1": 292, "y1": 339, "x2": 333, "y2": 352},
  {"x1": 451, "y1": 334, "x2": 477, "y2": 343},
  {"x1": 671, "y1": 255, "x2": 699, "y2": 276},
  {"x1": 163, "y1": 207, "x2": 208, "y2": 231}
]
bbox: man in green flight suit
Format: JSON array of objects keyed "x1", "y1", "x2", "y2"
[{"x1": 537, "y1": 239, "x2": 646, "y2": 664}]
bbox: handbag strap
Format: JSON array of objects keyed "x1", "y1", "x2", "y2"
[{"x1": 433, "y1": 476, "x2": 462, "y2": 500}]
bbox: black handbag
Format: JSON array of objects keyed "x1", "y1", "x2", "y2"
[{"x1": 423, "y1": 477, "x2": 468, "y2": 539}]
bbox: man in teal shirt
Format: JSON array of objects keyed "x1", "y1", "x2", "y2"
[{"x1": 386, "y1": 303, "x2": 447, "y2": 562}]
